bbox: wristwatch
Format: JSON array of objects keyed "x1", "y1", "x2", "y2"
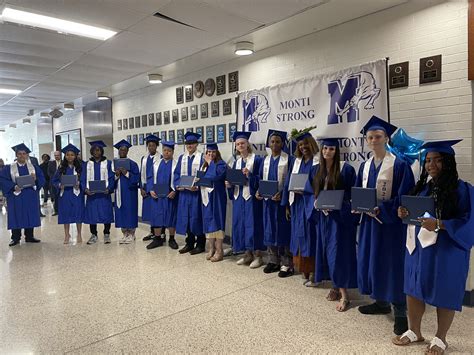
[{"x1": 434, "y1": 219, "x2": 441, "y2": 233}]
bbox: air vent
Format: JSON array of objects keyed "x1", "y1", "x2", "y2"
[{"x1": 153, "y1": 12, "x2": 200, "y2": 30}]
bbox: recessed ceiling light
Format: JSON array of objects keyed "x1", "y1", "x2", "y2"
[
  {"x1": 40, "y1": 112, "x2": 50, "y2": 118},
  {"x1": 9, "y1": 123, "x2": 17, "y2": 128},
  {"x1": 64, "y1": 102, "x2": 74, "y2": 111},
  {"x1": 0, "y1": 128, "x2": 5, "y2": 132},
  {"x1": 148, "y1": 74, "x2": 163, "y2": 84},
  {"x1": 22, "y1": 118, "x2": 31, "y2": 124},
  {"x1": 235, "y1": 41, "x2": 254, "y2": 56},
  {"x1": 97, "y1": 91, "x2": 110, "y2": 100},
  {"x1": 1, "y1": 7, "x2": 117, "y2": 41},
  {"x1": 0, "y1": 88, "x2": 22, "y2": 95}
]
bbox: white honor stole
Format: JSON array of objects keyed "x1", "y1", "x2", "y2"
[
  {"x1": 199, "y1": 164, "x2": 214, "y2": 207},
  {"x1": 362, "y1": 152, "x2": 396, "y2": 202},
  {"x1": 60, "y1": 166, "x2": 80, "y2": 198},
  {"x1": 181, "y1": 151, "x2": 202, "y2": 177},
  {"x1": 112, "y1": 161, "x2": 130, "y2": 208},
  {"x1": 86, "y1": 160, "x2": 109, "y2": 189},
  {"x1": 233, "y1": 153, "x2": 256, "y2": 201},
  {"x1": 154, "y1": 158, "x2": 178, "y2": 191},
  {"x1": 141, "y1": 153, "x2": 159, "y2": 187},
  {"x1": 11, "y1": 161, "x2": 36, "y2": 196},
  {"x1": 288, "y1": 156, "x2": 318, "y2": 206},
  {"x1": 262, "y1": 152, "x2": 289, "y2": 201}
]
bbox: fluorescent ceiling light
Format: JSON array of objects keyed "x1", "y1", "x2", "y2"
[
  {"x1": 235, "y1": 41, "x2": 254, "y2": 56},
  {"x1": 97, "y1": 91, "x2": 110, "y2": 100},
  {"x1": 0, "y1": 88, "x2": 21, "y2": 95},
  {"x1": 148, "y1": 74, "x2": 163, "y2": 84},
  {"x1": 9, "y1": 123, "x2": 16, "y2": 128},
  {"x1": 40, "y1": 112, "x2": 50, "y2": 118},
  {"x1": 23, "y1": 118, "x2": 31, "y2": 124},
  {"x1": 1, "y1": 7, "x2": 117, "y2": 41},
  {"x1": 64, "y1": 102, "x2": 74, "y2": 111}
]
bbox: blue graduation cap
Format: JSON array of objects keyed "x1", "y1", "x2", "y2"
[
  {"x1": 232, "y1": 131, "x2": 251, "y2": 141},
  {"x1": 11, "y1": 143, "x2": 31, "y2": 154},
  {"x1": 206, "y1": 142, "x2": 219, "y2": 151},
  {"x1": 161, "y1": 140, "x2": 175, "y2": 149},
  {"x1": 266, "y1": 129, "x2": 287, "y2": 148},
  {"x1": 360, "y1": 115, "x2": 397, "y2": 137},
  {"x1": 184, "y1": 131, "x2": 201, "y2": 144},
  {"x1": 318, "y1": 137, "x2": 346, "y2": 147},
  {"x1": 421, "y1": 139, "x2": 462, "y2": 155},
  {"x1": 113, "y1": 139, "x2": 132, "y2": 150},
  {"x1": 89, "y1": 140, "x2": 107, "y2": 148},
  {"x1": 145, "y1": 134, "x2": 161, "y2": 144},
  {"x1": 61, "y1": 144, "x2": 80, "y2": 155},
  {"x1": 294, "y1": 132, "x2": 313, "y2": 142}
]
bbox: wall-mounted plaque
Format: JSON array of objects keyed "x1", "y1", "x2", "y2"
[
  {"x1": 126, "y1": 135, "x2": 131, "y2": 144},
  {"x1": 129, "y1": 117, "x2": 135, "y2": 129},
  {"x1": 186, "y1": 127, "x2": 194, "y2": 132},
  {"x1": 206, "y1": 125, "x2": 215, "y2": 143},
  {"x1": 217, "y1": 124, "x2": 226, "y2": 143},
  {"x1": 176, "y1": 87, "x2": 184, "y2": 104},
  {"x1": 135, "y1": 116, "x2": 141, "y2": 128},
  {"x1": 145, "y1": 132, "x2": 151, "y2": 138},
  {"x1": 164, "y1": 111, "x2": 170, "y2": 125},
  {"x1": 117, "y1": 119, "x2": 122, "y2": 131},
  {"x1": 172, "y1": 109, "x2": 179, "y2": 123},
  {"x1": 132, "y1": 134, "x2": 138, "y2": 146},
  {"x1": 223, "y1": 98, "x2": 232, "y2": 115},
  {"x1": 195, "y1": 126, "x2": 204, "y2": 143},
  {"x1": 205, "y1": 78, "x2": 215, "y2": 96},
  {"x1": 185, "y1": 85, "x2": 193, "y2": 102},
  {"x1": 200, "y1": 103, "x2": 208, "y2": 118},
  {"x1": 194, "y1": 80, "x2": 204, "y2": 98},
  {"x1": 139, "y1": 133, "x2": 145, "y2": 145},
  {"x1": 211, "y1": 101, "x2": 219, "y2": 117},
  {"x1": 190, "y1": 105, "x2": 198, "y2": 120},
  {"x1": 153, "y1": 131, "x2": 159, "y2": 137},
  {"x1": 156, "y1": 112, "x2": 162, "y2": 125},
  {"x1": 420, "y1": 55, "x2": 442, "y2": 84},
  {"x1": 148, "y1": 113, "x2": 155, "y2": 126},
  {"x1": 229, "y1": 122, "x2": 237, "y2": 141},
  {"x1": 389, "y1": 62, "x2": 409, "y2": 89},
  {"x1": 160, "y1": 131, "x2": 167, "y2": 141},
  {"x1": 177, "y1": 129, "x2": 184, "y2": 144},
  {"x1": 216, "y1": 75, "x2": 226, "y2": 95},
  {"x1": 141, "y1": 114, "x2": 148, "y2": 127},
  {"x1": 229, "y1": 71, "x2": 239, "y2": 93},
  {"x1": 168, "y1": 130, "x2": 175, "y2": 142},
  {"x1": 181, "y1": 107, "x2": 188, "y2": 121},
  {"x1": 123, "y1": 118, "x2": 128, "y2": 130}
]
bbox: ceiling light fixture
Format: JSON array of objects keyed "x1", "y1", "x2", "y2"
[
  {"x1": 235, "y1": 41, "x2": 254, "y2": 56},
  {"x1": 40, "y1": 112, "x2": 50, "y2": 118},
  {"x1": 23, "y1": 118, "x2": 31, "y2": 124},
  {"x1": 97, "y1": 91, "x2": 110, "y2": 100},
  {"x1": 9, "y1": 123, "x2": 17, "y2": 128},
  {"x1": 0, "y1": 7, "x2": 117, "y2": 41},
  {"x1": 64, "y1": 102, "x2": 74, "y2": 111},
  {"x1": 0, "y1": 88, "x2": 22, "y2": 95},
  {"x1": 148, "y1": 74, "x2": 163, "y2": 84},
  {"x1": 0, "y1": 128, "x2": 5, "y2": 132}
]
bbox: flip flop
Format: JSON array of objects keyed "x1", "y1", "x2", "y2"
[
  {"x1": 425, "y1": 337, "x2": 447, "y2": 355},
  {"x1": 392, "y1": 330, "x2": 425, "y2": 346},
  {"x1": 336, "y1": 299, "x2": 351, "y2": 312}
]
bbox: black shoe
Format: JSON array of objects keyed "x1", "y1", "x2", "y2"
[
  {"x1": 189, "y1": 246, "x2": 205, "y2": 255},
  {"x1": 25, "y1": 237, "x2": 41, "y2": 243},
  {"x1": 358, "y1": 302, "x2": 392, "y2": 315},
  {"x1": 9, "y1": 240, "x2": 20, "y2": 247},
  {"x1": 278, "y1": 266, "x2": 294, "y2": 278},
  {"x1": 142, "y1": 234, "x2": 154, "y2": 241},
  {"x1": 179, "y1": 245, "x2": 193, "y2": 254},
  {"x1": 146, "y1": 237, "x2": 164, "y2": 249},
  {"x1": 168, "y1": 238, "x2": 179, "y2": 250},
  {"x1": 393, "y1": 316, "x2": 408, "y2": 335},
  {"x1": 263, "y1": 263, "x2": 280, "y2": 274}
]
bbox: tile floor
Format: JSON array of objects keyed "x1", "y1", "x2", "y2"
[{"x1": 0, "y1": 205, "x2": 473, "y2": 354}]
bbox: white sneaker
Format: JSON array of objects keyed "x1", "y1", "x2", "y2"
[
  {"x1": 249, "y1": 256, "x2": 263, "y2": 269},
  {"x1": 236, "y1": 254, "x2": 253, "y2": 265},
  {"x1": 124, "y1": 235, "x2": 134, "y2": 244},
  {"x1": 119, "y1": 236, "x2": 127, "y2": 244}
]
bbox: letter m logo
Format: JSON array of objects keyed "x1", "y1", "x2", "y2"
[{"x1": 327, "y1": 76, "x2": 359, "y2": 125}]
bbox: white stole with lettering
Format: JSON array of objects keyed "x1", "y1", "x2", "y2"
[
  {"x1": 263, "y1": 152, "x2": 288, "y2": 200},
  {"x1": 288, "y1": 156, "x2": 318, "y2": 206},
  {"x1": 362, "y1": 152, "x2": 395, "y2": 202}
]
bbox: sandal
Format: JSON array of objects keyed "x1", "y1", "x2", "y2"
[
  {"x1": 326, "y1": 289, "x2": 342, "y2": 301},
  {"x1": 206, "y1": 250, "x2": 215, "y2": 260},
  {"x1": 392, "y1": 330, "x2": 425, "y2": 346},
  {"x1": 425, "y1": 337, "x2": 447, "y2": 355},
  {"x1": 336, "y1": 298, "x2": 351, "y2": 312}
]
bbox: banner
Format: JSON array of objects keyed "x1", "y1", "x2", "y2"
[{"x1": 237, "y1": 59, "x2": 389, "y2": 166}]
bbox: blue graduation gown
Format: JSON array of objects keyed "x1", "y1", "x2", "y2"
[
  {"x1": 201, "y1": 160, "x2": 227, "y2": 234},
  {"x1": 0, "y1": 163, "x2": 45, "y2": 229},
  {"x1": 356, "y1": 157, "x2": 415, "y2": 303},
  {"x1": 173, "y1": 154, "x2": 204, "y2": 235},
  {"x1": 404, "y1": 180, "x2": 473, "y2": 311},
  {"x1": 151, "y1": 159, "x2": 178, "y2": 228},
  {"x1": 315, "y1": 163, "x2": 358, "y2": 288},
  {"x1": 281, "y1": 158, "x2": 317, "y2": 257},
  {"x1": 259, "y1": 155, "x2": 293, "y2": 247},
  {"x1": 228, "y1": 156, "x2": 264, "y2": 252},
  {"x1": 114, "y1": 160, "x2": 139, "y2": 228},
  {"x1": 82, "y1": 160, "x2": 115, "y2": 224},
  {"x1": 140, "y1": 155, "x2": 157, "y2": 222},
  {"x1": 52, "y1": 167, "x2": 84, "y2": 224}
]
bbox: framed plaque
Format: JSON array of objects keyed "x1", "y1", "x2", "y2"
[
  {"x1": 206, "y1": 125, "x2": 215, "y2": 143},
  {"x1": 156, "y1": 112, "x2": 162, "y2": 125},
  {"x1": 420, "y1": 55, "x2": 442, "y2": 84},
  {"x1": 139, "y1": 133, "x2": 145, "y2": 145},
  {"x1": 185, "y1": 84, "x2": 193, "y2": 102},
  {"x1": 195, "y1": 126, "x2": 204, "y2": 143},
  {"x1": 229, "y1": 122, "x2": 237, "y2": 141},
  {"x1": 217, "y1": 124, "x2": 226, "y2": 143},
  {"x1": 126, "y1": 135, "x2": 131, "y2": 144},
  {"x1": 194, "y1": 80, "x2": 204, "y2": 98},
  {"x1": 153, "y1": 131, "x2": 159, "y2": 136},
  {"x1": 160, "y1": 131, "x2": 167, "y2": 141},
  {"x1": 135, "y1": 116, "x2": 141, "y2": 128},
  {"x1": 176, "y1": 87, "x2": 184, "y2": 104},
  {"x1": 177, "y1": 129, "x2": 184, "y2": 144},
  {"x1": 186, "y1": 127, "x2": 193, "y2": 132},
  {"x1": 223, "y1": 98, "x2": 232, "y2": 115},
  {"x1": 211, "y1": 101, "x2": 219, "y2": 117},
  {"x1": 117, "y1": 119, "x2": 122, "y2": 131},
  {"x1": 163, "y1": 110, "x2": 170, "y2": 124},
  {"x1": 145, "y1": 132, "x2": 151, "y2": 138},
  {"x1": 168, "y1": 130, "x2": 175, "y2": 142},
  {"x1": 200, "y1": 103, "x2": 208, "y2": 118},
  {"x1": 229, "y1": 71, "x2": 239, "y2": 92},
  {"x1": 205, "y1": 78, "x2": 215, "y2": 96},
  {"x1": 172, "y1": 109, "x2": 179, "y2": 123},
  {"x1": 141, "y1": 114, "x2": 147, "y2": 127},
  {"x1": 181, "y1": 107, "x2": 188, "y2": 122},
  {"x1": 132, "y1": 134, "x2": 138, "y2": 146},
  {"x1": 148, "y1": 113, "x2": 155, "y2": 126},
  {"x1": 216, "y1": 75, "x2": 226, "y2": 95},
  {"x1": 389, "y1": 62, "x2": 409, "y2": 89},
  {"x1": 129, "y1": 117, "x2": 134, "y2": 129},
  {"x1": 123, "y1": 118, "x2": 128, "y2": 130},
  {"x1": 190, "y1": 105, "x2": 198, "y2": 120}
]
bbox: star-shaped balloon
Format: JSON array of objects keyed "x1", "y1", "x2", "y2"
[{"x1": 387, "y1": 128, "x2": 424, "y2": 165}]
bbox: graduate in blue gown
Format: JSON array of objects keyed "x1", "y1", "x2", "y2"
[
  {"x1": 52, "y1": 144, "x2": 84, "y2": 244},
  {"x1": 82, "y1": 140, "x2": 115, "y2": 245},
  {"x1": 199, "y1": 143, "x2": 227, "y2": 262},
  {"x1": 281, "y1": 131, "x2": 319, "y2": 284},
  {"x1": 146, "y1": 141, "x2": 179, "y2": 250},
  {"x1": 312, "y1": 137, "x2": 357, "y2": 312},
  {"x1": 139, "y1": 134, "x2": 162, "y2": 242},
  {"x1": 256, "y1": 129, "x2": 293, "y2": 276},
  {"x1": 0, "y1": 143, "x2": 45, "y2": 246},
  {"x1": 393, "y1": 140, "x2": 474, "y2": 354},
  {"x1": 354, "y1": 116, "x2": 415, "y2": 336},
  {"x1": 226, "y1": 131, "x2": 264, "y2": 268},
  {"x1": 174, "y1": 132, "x2": 206, "y2": 255},
  {"x1": 113, "y1": 140, "x2": 140, "y2": 244}
]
